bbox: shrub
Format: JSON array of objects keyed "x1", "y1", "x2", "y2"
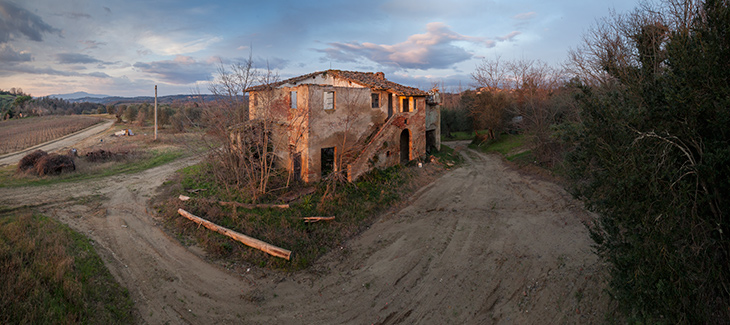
[
  {"x1": 85, "y1": 149, "x2": 116, "y2": 162},
  {"x1": 17, "y1": 150, "x2": 47, "y2": 172},
  {"x1": 35, "y1": 154, "x2": 75, "y2": 176}
]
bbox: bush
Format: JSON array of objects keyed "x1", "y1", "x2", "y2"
[
  {"x1": 567, "y1": 1, "x2": 730, "y2": 322},
  {"x1": 85, "y1": 149, "x2": 116, "y2": 162},
  {"x1": 17, "y1": 150, "x2": 47, "y2": 172},
  {"x1": 35, "y1": 154, "x2": 75, "y2": 176}
]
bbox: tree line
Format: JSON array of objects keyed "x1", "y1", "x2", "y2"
[{"x1": 1, "y1": 88, "x2": 206, "y2": 133}]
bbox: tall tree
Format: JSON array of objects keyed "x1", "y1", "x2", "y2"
[{"x1": 568, "y1": 0, "x2": 730, "y2": 322}]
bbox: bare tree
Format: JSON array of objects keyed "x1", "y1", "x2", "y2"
[{"x1": 199, "y1": 56, "x2": 288, "y2": 202}]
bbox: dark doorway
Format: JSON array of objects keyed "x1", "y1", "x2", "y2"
[
  {"x1": 400, "y1": 129, "x2": 410, "y2": 164},
  {"x1": 292, "y1": 152, "x2": 302, "y2": 181},
  {"x1": 387, "y1": 93, "x2": 393, "y2": 118},
  {"x1": 426, "y1": 130, "x2": 436, "y2": 154},
  {"x1": 321, "y1": 147, "x2": 335, "y2": 177}
]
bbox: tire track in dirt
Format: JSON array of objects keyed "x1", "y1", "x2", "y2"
[{"x1": 0, "y1": 141, "x2": 611, "y2": 324}]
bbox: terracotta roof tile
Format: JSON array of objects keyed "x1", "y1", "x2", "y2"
[{"x1": 246, "y1": 69, "x2": 428, "y2": 96}]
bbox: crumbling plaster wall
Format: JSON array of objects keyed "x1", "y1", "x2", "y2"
[
  {"x1": 347, "y1": 100, "x2": 427, "y2": 181},
  {"x1": 303, "y1": 85, "x2": 385, "y2": 182}
]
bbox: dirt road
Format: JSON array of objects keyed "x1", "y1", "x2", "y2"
[
  {"x1": 0, "y1": 119, "x2": 113, "y2": 166},
  {"x1": 0, "y1": 141, "x2": 609, "y2": 324}
]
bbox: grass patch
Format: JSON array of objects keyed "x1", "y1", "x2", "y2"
[
  {"x1": 441, "y1": 130, "x2": 491, "y2": 142},
  {"x1": 0, "y1": 210, "x2": 134, "y2": 324},
  {"x1": 432, "y1": 144, "x2": 464, "y2": 167},
  {"x1": 506, "y1": 150, "x2": 535, "y2": 164},
  {"x1": 471, "y1": 133, "x2": 525, "y2": 156}
]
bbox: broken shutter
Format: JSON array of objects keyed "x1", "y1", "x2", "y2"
[{"x1": 324, "y1": 91, "x2": 334, "y2": 110}]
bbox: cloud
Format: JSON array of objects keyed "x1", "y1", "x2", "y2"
[
  {"x1": 514, "y1": 12, "x2": 537, "y2": 20},
  {"x1": 56, "y1": 53, "x2": 105, "y2": 64},
  {"x1": 0, "y1": 1, "x2": 61, "y2": 43},
  {"x1": 80, "y1": 40, "x2": 107, "y2": 50},
  {"x1": 133, "y1": 55, "x2": 214, "y2": 84},
  {"x1": 0, "y1": 44, "x2": 31, "y2": 62},
  {"x1": 0, "y1": 63, "x2": 111, "y2": 78},
  {"x1": 253, "y1": 56, "x2": 289, "y2": 70},
  {"x1": 138, "y1": 34, "x2": 222, "y2": 55},
  {"x1": 60, "y1": 12, "x2": 92, "y2": 20},
  {"x1": 317, "y1": 22, "x2": 501, "y2": 70},
  {"x1": 497, "y1": 31, "x2": 521, "y2": 41}
]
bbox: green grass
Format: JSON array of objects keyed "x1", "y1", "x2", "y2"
[
  {"x1": 0, "y1": 211, "x2": 134, "y2": 324},
  {"x1": 470, "y1": 133, "x2": 526, "y2": 156},
  {"x1": 0, "y1": 149, "x2": 184, "y2": 188},
  {"x1": 432, "y1": 143, "x2": 464, "y2": 166}
]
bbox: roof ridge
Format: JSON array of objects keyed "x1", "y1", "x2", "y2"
[{"x1": 246, "y1": 70, "x2": 427, "y2": 96}]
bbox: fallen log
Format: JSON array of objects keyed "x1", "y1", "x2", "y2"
[
  {"x1": 302, "y1": 216, "x2": 336, "y2": 223},
  {"x1": 177, "y1": 208, "x2": 292, "y2": 260},
  {"x1": 178, "y1": 195, "x2": 288, "y2": 209}
]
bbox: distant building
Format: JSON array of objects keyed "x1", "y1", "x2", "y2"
[{"x1": 245, "y1": 69, "x2": 441, "y2": 182}]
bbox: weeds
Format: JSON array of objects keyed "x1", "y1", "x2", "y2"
[
  {"x1": 161, "y1": 163, "x2": 422, "y2": 271},
  {"x1": 0, "y1": 210, "x2": 134, "y2": 324}
]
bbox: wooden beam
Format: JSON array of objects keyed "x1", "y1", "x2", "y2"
[
  {"x1": 302, "y1": 216, "x2": 335, "y2": 223},
  {"x1": 177, "y1": 209, "x2": 292, "y2": 260}
]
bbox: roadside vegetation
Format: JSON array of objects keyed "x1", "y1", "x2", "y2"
[
  {"x1": 0, "y1": 210, "x2": 134, "y2": 324},
  {"x1": 158, "y1": 146, "x2": 461, "y2": 271}
]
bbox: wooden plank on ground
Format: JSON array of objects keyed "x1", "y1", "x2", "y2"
[{"x1": 177, "y1": 208, "x2": 292, "y2": 260}]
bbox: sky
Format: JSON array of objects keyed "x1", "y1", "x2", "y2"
[{"x1": 0, "y1": 0, "x2": 638, "y2": 97}]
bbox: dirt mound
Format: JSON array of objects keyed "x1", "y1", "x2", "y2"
[
  {"x1": 35, "y1": 154, "x2": 75, "y2": 176},
  {"x1": 17, "y1": 150, "x2": 48, "y2": 172}
]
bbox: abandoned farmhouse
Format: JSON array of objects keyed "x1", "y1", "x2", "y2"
[{"x1": 246, "y1": 69, "x2": 441, "y2": 182}]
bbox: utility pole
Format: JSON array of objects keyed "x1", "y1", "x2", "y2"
[{"x1": 154, "y1": 85, "x2": 158, "y2": 140}]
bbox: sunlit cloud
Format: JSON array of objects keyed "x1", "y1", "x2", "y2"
[
  {"x1": 514, "y1": 12, "x2": 537, "y2": 20},
  {"x1": 138, "y1": 34, "x2": 222, "y2": 56},
  {"x1": 318, "y1": 22, "x2": 504, "y2": 70}
]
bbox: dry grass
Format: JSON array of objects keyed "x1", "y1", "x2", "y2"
[
  {"x1": 0, "y1": 116, "x2": 103, "y2": 154},
  {"x1": 0, "y1": 210, "x2": 134, "y2": 324}
]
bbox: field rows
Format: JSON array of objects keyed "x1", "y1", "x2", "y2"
[{"x1": 0, "y1": 116, "x2": 102, "y2": 155}]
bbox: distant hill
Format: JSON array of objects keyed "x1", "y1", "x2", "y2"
[
  {"x1": 47, "y1": 93, "x2": 219, "y2": 105},
  {"x1": 48, "y1": 91, "x2": 110, "y2": 100}
]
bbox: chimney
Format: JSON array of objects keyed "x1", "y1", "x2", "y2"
[{"x1": 374, "y1": 72, "x2": 385, "y2": 80}]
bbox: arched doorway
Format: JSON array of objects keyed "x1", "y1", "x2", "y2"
[{"x1": 400, "y1": 129, "x2": 410, "y2": 164}]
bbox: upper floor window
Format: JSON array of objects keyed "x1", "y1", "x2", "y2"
[
  {"x1": 290, "y1": 91, "x2": 297, "y2": 109},
  {"x1": 371, "y1": 93, "x2": 379, "y2": 108},
  {"x1": 401, "y1": 97, "x2": 410, "y2": 113},
  {"x1": 324, "y1": 91, "x2": 335, "y2": 110}
]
